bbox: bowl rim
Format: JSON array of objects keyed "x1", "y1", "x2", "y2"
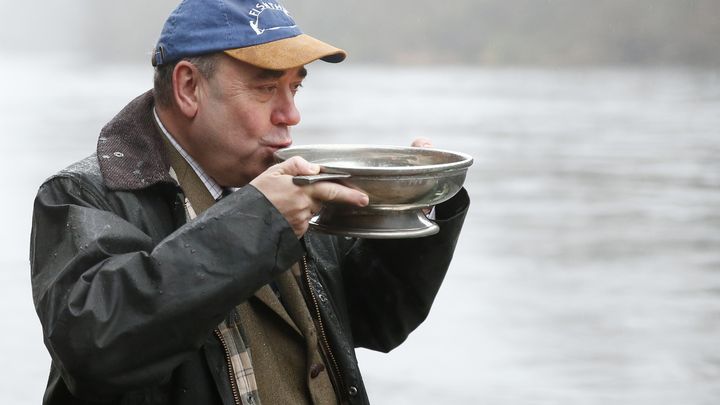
[{"x1": 274, "y1": 144, "x2": 473, "y2": 176}]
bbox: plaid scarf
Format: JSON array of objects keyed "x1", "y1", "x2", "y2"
[
  {"x1": 169, "y1": 164, "x2": 262, "y2": 405},
  {"x1": 217, "y1": 309, "x2": 262, "y2": 405}
]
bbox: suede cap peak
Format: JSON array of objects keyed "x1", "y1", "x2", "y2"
[{"x1": 152, "y1": 0, "x2": 346, "y2": 70}]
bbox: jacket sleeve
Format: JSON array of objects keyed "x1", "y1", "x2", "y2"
[
  {"x1": 30, "y1": 173, "x2": 302, "y2": 400},
  {"x1": 340, "y1": 189, "x2": 469, "y2": 352}
]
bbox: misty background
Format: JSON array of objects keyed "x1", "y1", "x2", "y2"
[
  {"x1": 1, "y1": 1, "x2": 719, "y2": 405},
  {"x1": 1, "y1": 0, "x2": 719, "y2": 66}
]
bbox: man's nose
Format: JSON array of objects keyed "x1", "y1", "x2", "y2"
[{"x1": 271, "y1": 90, "x2": 301, "y2": 126}]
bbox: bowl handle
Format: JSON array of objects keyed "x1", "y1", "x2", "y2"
[{"x1": 292, "y1": 173, "x2": 352, "y2": 185}]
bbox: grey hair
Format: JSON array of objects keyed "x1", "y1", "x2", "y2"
[{"x1": 153, "y1": 53, "x2": 220, "y2": 108}]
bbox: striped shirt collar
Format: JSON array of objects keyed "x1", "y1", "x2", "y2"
[{"x1": 153, "y1": 108, "x2": 224, "y2": 201}]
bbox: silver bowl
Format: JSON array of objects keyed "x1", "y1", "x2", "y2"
[{"x1": 274, "y1": 144, "x2": 473, "y2": 238}]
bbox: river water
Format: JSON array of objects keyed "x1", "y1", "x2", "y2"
[{"x1": 1, "y1": 55, "x2": 719, "y2": 404}]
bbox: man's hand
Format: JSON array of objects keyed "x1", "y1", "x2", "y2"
[
  {"x1": 411, "y1": 137, "x2": 433, "y2": 148},
  {"x1": 250, "y1": 156, "x2": 369, "y2": 238}
]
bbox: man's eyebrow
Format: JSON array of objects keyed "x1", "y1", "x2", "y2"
[
  {"x1": 254, "y1": 67, "x2": 308, "y2": 80},
  {"x1": 255, "y1": 69, "x2": 284, "y2": 80}
]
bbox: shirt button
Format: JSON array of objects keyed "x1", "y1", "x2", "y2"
[
  {"x1": 310, "y1": 363, "x2": 325, "y2": 378},
  {"x1": 348, "y1": 386, "x2": 358, "y2": 396}
]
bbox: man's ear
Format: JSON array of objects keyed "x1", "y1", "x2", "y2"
[{"x1": 172, "y1": 61, "x2": 201, "y2": 119}]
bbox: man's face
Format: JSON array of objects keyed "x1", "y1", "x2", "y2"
[{"x1": 185, "y1": 55, "x2": 306, "y2": 187}]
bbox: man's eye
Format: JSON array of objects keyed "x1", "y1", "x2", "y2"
[
  {"x1": 259, "y1": 85, "x2": 277, "y2": 94},
  {"x1": 291, "y1": 83, "x2": 303, "y2": 94}
]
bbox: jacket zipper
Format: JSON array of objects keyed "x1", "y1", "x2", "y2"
[
  {"x1": 214, "y1": 328, "x2": 242, "y2": 405},
  {"x1": 302, "y1": 255, "x2": 347, "y2": 398}
]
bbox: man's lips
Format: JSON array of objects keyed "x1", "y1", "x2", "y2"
[{"x1": 261, "y1": 140, "x2": 292, "y2": 150}]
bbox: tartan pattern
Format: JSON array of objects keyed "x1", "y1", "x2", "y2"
[
  {"x1": 218, "y1": 315, "x2": 262, "y2": 405},
  {"x1": 162, "y1": 129, "x2": 260, "y2": 405},
  {"x1": 180, "y1": 190, "x2": 261, "y2": 405}
]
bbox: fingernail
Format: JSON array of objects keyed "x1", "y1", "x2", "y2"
[{"x1": 360, "y1": 195, "x2": 369, "y2": 206}]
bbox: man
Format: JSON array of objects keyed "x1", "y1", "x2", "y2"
[{"x1": 30, "y1": 0, "x2": 469, "y2": 404}]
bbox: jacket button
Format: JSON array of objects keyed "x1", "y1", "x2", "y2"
[
  {"x1": 348, "y1": 386, "x2": 358, "y2": 396},
  {"x1": 310, "y1": 363, "x2": 325, "y2": 378}
]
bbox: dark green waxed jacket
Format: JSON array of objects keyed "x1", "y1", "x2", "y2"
[{"x1": 30, "y1": 91, "x2": 469, "y2": 405}]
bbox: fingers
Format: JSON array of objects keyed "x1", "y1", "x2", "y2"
[
  {"x1": 307, "y1": 181, "x2": 369, "y2": 207},
  {"x1": 249, "y1": 158, "x2": 368, "y2": 238},
  {"x1": 271, "y1": 156, "x2": 321, "y2": 177},
  {"x1": 270, "y1": 156, "x2": 369, "y2": 206},
  {"x1": 411, "y1": 137, "x2": 433, "y2": 148}
]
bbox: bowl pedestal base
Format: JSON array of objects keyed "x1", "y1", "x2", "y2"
[{"x1": 309, "y1": 205, "x2": 439, "y2": 239}]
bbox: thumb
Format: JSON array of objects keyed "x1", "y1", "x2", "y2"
[{"x1": 273, "y1": 156, "x2": 321, "y2": 176}]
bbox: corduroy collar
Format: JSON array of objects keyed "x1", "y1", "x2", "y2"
[{"x1": 97, "y1": 90, "x2": 174, "y2": 190}]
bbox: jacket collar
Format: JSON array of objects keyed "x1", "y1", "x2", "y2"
[{"x1": 97, "y1": 90, "x2": 174, "y2": 191}]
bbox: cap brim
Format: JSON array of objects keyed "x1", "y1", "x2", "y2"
[{"x1": 224, "y1": 34, "x2": 346, "y2": 70}]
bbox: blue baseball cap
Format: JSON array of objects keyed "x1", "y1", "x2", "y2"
[{"x1": 152, "y1": 0, "x2": 346, "y2": 69}]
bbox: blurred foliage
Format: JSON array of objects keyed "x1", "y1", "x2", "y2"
[
  {"x1": 4, "y1": 0, "x2": 719, "y2": 66},
  {"x1": 288, "y1": 0, "x2": 720, "y2": 66}
]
